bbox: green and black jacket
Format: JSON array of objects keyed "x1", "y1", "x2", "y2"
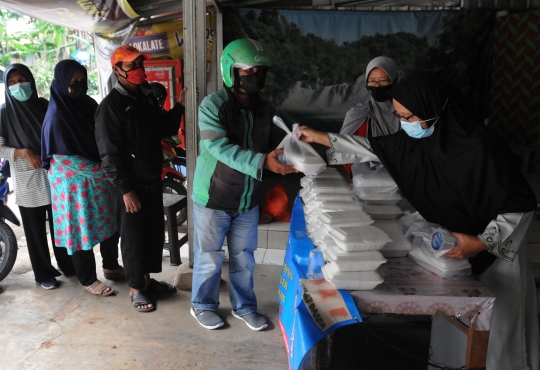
[{"x1": 192, "y1": 88, "x2": 284, "y2": 212}]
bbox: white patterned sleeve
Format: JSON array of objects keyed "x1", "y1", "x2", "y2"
[
  {"x1": 326, "y1": 133, "x2": 379, "y2": 165},
  {"x1": 477, "y1": 212, "x2": 527, "y2": 262}
]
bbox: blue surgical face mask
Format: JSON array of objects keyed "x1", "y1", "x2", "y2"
[
  {"x1": 9, "y1": 82, "x2": 33, "y2": 102},
  {"x1": 400, "y1": 97, "x2": 449, "y2": 139},
  {"x1": 400, "y1": 120, "x2": 435, "y2": 138}
]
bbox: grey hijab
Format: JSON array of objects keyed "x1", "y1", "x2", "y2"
[{"x1": 340, "y1": 56, "x2": 400, "y2": 137}]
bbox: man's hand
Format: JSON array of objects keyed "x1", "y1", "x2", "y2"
[
  {"x1": 15, "y1": 148, "x2": 41, "y2": 169},
  {"x1": 264, "y1": 148, "x2": 296, "y2": 175},
  {"x1": 444, "y1": 232, "x2": 488, "y2": 259},
  {"x1": 123, "y1": 191, "x2": 141, "y2": 213},
  {"x1": 178, "y1": 87, "x2": 187, "y2": 107},
  {"x1": 298, "y1": 126, "x2": 330, "y2": 147}
]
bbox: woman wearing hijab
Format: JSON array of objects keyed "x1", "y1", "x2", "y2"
[
  {"x1": 298, "y1": 71, "x2": 539, "y2": 370},
  {"x1": 41, "y1": 60, "x2": 123, "y2": 296},
  {"x1": 0, "y1": 63, "x2": 75, "y2": 290},
  {"x1": 339, "y1": 56, "x2": 400, "y2": 177}
]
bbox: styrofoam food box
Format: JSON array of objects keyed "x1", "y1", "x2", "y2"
[
  {"x1": 355, "y1": 192, "x2": 403, "y2": 205},
  {"x1": 323, "y1": 247, "x2": 387, "y2": 271},
  {"x1": 309, "y1": 201, "x2": 364, "y2": 216},
  {"x1": 408, "y1": 249, "x2": 471, "y2": 279},
  {"x1": 363, "y1": 204, "x2": 403, "y2": 220},
  {"x1": 302, "y1": 192, "x2": 354, "y2": 206},
  {"x1": 322, "y1": 262, "x2": 384, "y2": 290},
  {"x1": 304, "y1": 199, "x2": 361, "y2": 214},
  {"x1": 302, "y1": 183, "x2": 351, "y2": 201},
  {"x1": 307, "y1": 167, "x2": 341, "y2": 178},
  {"x1": 318, "y1": 210, "x2": 373, "y2": 227},
  {"x1": 329, "y1": 226, "x2": 391, "y2": 251},
  {"x1": 301, "y1": 175, "x2": 346, "y2": 188},
  {"x1": 352, "y1": 164, "x2": 396, "y2": 187},
  {"x1": 373, "y1": 220, "x2": 412, "y2": 257},
  {"x1": 311, "y1": 235, "x2": 337, "y2": 251}
]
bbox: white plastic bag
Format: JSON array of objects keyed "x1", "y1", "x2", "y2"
[
  {"x1": 409, "y1": 236, "x2": 471, "y2": 279},
  {"x1": 273, "y1": 116, "x2": 327, "y2": 176}
]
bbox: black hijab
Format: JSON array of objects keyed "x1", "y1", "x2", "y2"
[
  {"x1": 0, "y1": 64, "x2": 47, "y2": 153},
  {"x1": 41, "y1": 60, "x2": 100, "y2": 169},
  {"x1": 369, "y1": 71, "x2": 537, "y2": 274}
]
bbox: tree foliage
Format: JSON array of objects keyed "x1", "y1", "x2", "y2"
[{"x1": 0, "y1": 9, "x2": 99, "y2": 99}]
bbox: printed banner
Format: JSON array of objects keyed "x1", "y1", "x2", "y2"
[
  {"x1": 95, "y1": 14, "x2": 215, "y2": 93},
  {"x1": 224, "y1": 9, "x2": 494, "y2": 132},
  {"x1": 279, "y1": 194, "x2": 362, "y2": 370},
  {"x1": 129, "y1": 15, "x2": 216, "y2": 65}
]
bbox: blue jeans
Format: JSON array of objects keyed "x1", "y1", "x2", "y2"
[{"x1": 191, "y1": 202, "x2": 259, "y2": 315}]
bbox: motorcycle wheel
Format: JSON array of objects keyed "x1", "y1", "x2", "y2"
[
  {"x1": 162, "y1": 178, "x2": 188, "y2": 226},
  {"x1": 0, "y1": 221, "x2": 18, "y2": 282}
]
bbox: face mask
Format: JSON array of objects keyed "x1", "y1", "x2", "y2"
[
  {"x1": 119, "y1": 66, "x2": 146, "y2": 85},
  {"x1": 399, "y1": 98, "x2": 448, "y2": 139},
  {"x1": 366, "y1": 84, "x2": 392, "y2": 102},
  {"x1": 238, "y1": 70, "x2": 266, "y2": 95},
  {"x1": 68, "y1": 80, "x2": 88, "y2": 99},
  {"x1": 9, "y1": 82, "x2": 33, "y2": 102},
  {"x1": 400, "y1": 120, "x2": 434, "y2": 138}
]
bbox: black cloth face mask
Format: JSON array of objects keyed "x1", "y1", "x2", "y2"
[
  {"x1": 366, "y1": 84, "x2": 393, "y2": 102},
  {"x1": 68, "y1": 80, "x2": 88, "y2": 99},
  {"x1": 238, "y1": 70, "x2": 266, "y2": 95}
]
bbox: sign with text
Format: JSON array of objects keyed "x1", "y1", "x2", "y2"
[{"x1": 279, "y1": 195, "x2": 362, "y2": 370}]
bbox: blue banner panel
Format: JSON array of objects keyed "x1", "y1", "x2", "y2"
[{"x1": 279, "y1": 194, "x2": 362, "y2": 370}]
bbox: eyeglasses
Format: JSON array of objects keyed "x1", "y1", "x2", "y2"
[
  {"x1": 392, "y1": 111, "x2": 415, "y2": 122},
  {"x1": 367, "y1": 79, "x2": 390, "y2": 87}
]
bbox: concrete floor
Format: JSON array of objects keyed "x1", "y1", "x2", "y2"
[
  {"x1": 3, "y1": 173, "x2": 540, "y2": 370},
  {"x1": 0, "y1": 192, "x2": 288, "y2": 370}
]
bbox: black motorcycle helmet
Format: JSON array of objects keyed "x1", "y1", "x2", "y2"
[{"x1": 150, "y1": 82, "x2": 167, "y2": 107}]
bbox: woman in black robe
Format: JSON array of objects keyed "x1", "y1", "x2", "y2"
[{"x1": 298, "y1": 71, "x2": 539, "y2": 370}]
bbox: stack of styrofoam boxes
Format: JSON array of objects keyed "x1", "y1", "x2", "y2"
[
  {"x1": 351, "y1": 162, "x2": 411, "y2": 257},
  {"x1": 300, "y1": 168, "x2": 386, "y2": 290}
]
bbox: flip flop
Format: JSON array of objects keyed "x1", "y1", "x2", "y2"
[
  {"x1": 84, "y1": 280, "x2": 115, "y2": 296},
  {"x1": 130, "y1": 292, "x2": 155, "y2": 312},
  {"x1": 146, "y1": 278, "x2": 177, "y2": 294}
]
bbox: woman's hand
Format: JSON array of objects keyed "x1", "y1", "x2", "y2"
[
  {"x1": 15, "y1": 148, "x2": 41, "y2": 169},
  {"x1": 298, "y1": 126, "x2": 330, "y2": 147},
  {"x1": 123, "y1": 191, "x2": 141, "y2": 213},
  {"x1": 444, "y1": 232, "x2": 488, "y2": 259}
]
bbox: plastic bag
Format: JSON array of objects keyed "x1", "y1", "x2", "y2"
[
  {"x1": 262, "y1": 184, "x2": 291, "y2": 222},
  {"x1": 409, "y1": 236, "x2": 471, "y2": 280},
  {"x1": 273, "y1": 116, "x2": 326, "y2": 176}
]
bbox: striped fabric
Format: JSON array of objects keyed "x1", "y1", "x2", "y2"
[{"x1": 0, "y1": 136, "x2": 51, "y2": 208}]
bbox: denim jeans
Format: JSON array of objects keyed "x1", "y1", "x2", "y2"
[{"x1": 191, "y1": 202, "x2": 259, "y2": 315}]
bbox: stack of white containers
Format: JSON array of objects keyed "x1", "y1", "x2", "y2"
[
  {"x1": 351, "y1": 162, "x2": 411, "y2": 257},
  {"x1": 301, "y1": 168, "x2": 387, "y2": 290}
]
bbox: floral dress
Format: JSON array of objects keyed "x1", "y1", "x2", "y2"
[{"x1": 48, "y1": 154, "x2": 117, "y2": 255}]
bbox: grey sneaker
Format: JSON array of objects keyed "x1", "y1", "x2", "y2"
[
  {"x1": 232, "y1": 310, "x2": 268, "y2": 331},
  {"x1": 190, "y1": 308, "x2": 224, "y2": 330}
]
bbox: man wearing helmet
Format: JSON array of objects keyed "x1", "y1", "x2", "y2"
[
  {"x1": 190, "y1": 38, "x2": 295, "y2": 330},
  {"x1": 95, "y1": 45, "x2": 185, "y2": 312}
]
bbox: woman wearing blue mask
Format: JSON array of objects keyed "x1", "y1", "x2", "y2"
[
  {"x1": 299, "y1": 71, "x2": 538, "y2": 370},
  {"x1": 0, "y1": 63, "x2": 75, "y2": 289}
]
